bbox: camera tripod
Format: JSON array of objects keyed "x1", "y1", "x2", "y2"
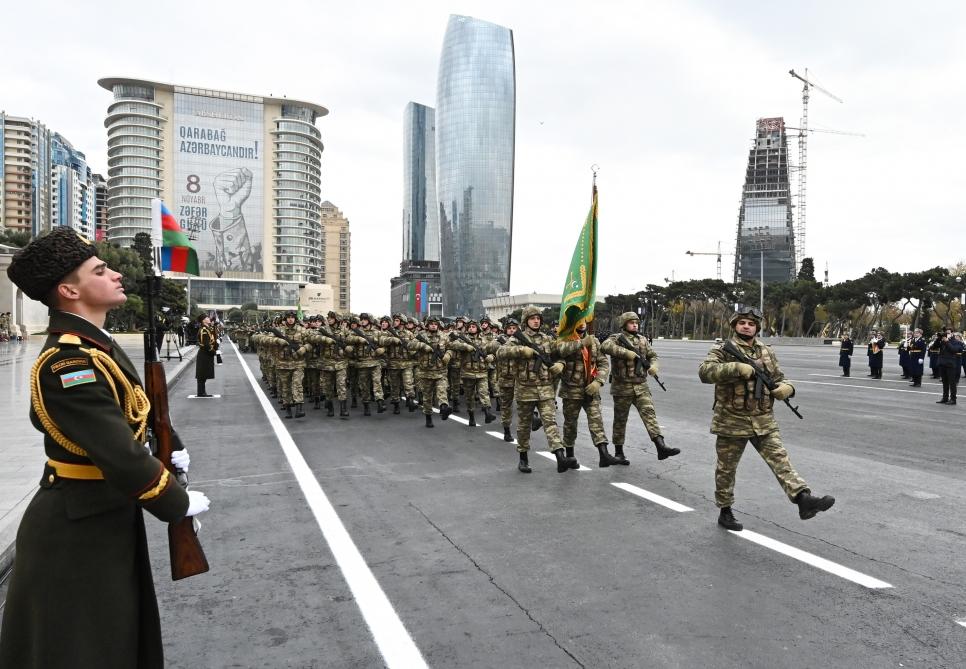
[{"x1": 163, "y1": 329, "x2": 183, "y2": 361}]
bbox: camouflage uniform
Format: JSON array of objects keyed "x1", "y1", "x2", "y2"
[
  {"x1": 486, "y1": 330, "x2": 517, "y2": 430},
  {"x1": 600, "y1": 328, "x2": 661, "y2": 443},
  {"x1": 558, "y1": 332, "x2": 610, "y2": 449},
  {"x1": 497, "y1": 308, "x2": 579, "y2": 461},
  {"x1": 305, "y1": 318, "x2": 351, "y2": 416},
  {"x1": 302, "y1": 319, "x2": 324, "y2": 406},
  {"x1": 447, "y1": 323, "x2": 494, "y2": 423},
  {"x1": 698, "y1": 335, "x2": 807, "y2": 508},
  {"x1": 381, "y1": 317, "x2": 416, "y2": 410},
  {"x1": 347, "y1": 316, "x2": 385, "y2": 410},
  {"x1": 411, "y1": 322, "x2": 451, "y2": 417},
  {"x1": 271, "y1": 321, "x2": 310, "y2": 410},
  {"x1": 448, "y1": 318, "x2": 466, "y2": 409}
]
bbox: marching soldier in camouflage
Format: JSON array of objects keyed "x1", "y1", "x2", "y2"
[
  {"x1": 410, "y1": 315, "x2": 453, "y2": 427},
  {"x1": 271, "y1": 311, "x2": 311, "y2": 418},
  {"x1": 347, "y1": 313, "x2": 386, "y2": 416},
  {"x1": 698, "y1": 306, "x2": 835, "y2": 531},
  {"x1": 308, "y1": 312, "x2": 352, "y2": 418},
  {"x1": 447, "y1": 316, "x2": 467, "y2": 412},
  {"x1": 558, "y1": 320, "x2": 622, "y2": 467},
  {"x1": 447, "y1": 319, "x2": 497, "y2": 427},
  {"x1": 381, "y1": 314, "x2": 417, "y2": 414},
  {"x1": 601, "y1": 312, "x2": 680, "y2": 463},
  {"x1": 303, "y1": 315, "x2": 325, "y2": 410},
  {"x1": 479, "y1": 317, "x2": 499, "y2": 406},
  {"x1": 404, "y1": 316, "x2": 424, "y2": 407},
  {"x1": 497, "y1": 306, "x2": 580, "y2": 473},
  {"x1": 487, "y1": 318, "x2": 520, "y2": 441}
]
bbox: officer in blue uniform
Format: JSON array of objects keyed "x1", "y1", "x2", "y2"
[
  {"x1": 839, "y1": 334, "x2": 853, "y2": 377},
  {"x1": 907, "y1": 328, "x2": 926, "y2": 387}
]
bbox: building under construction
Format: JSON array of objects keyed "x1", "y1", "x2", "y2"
[{"x1": 733, "y1": 117, "x2": 797, "y2": 284}]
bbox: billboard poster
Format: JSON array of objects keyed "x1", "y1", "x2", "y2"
[{"x1": 173, "y1": 93, "x2": 264, "y2": 276}]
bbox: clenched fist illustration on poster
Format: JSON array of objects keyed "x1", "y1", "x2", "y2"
[{"x1": 210, "y1": 168, "x2": 256, "y2": 274}]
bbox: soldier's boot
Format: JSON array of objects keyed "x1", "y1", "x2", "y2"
[
  {"x1": 363, "y1": 402, "x2": 371, "y2": 416},
  {"x1": 407, "y1": 396, "x2": 416, "y2": 412},
  {"x1": 613, "y1": 444, "x2": 630, "y2": 465},
  {"x1": 530, "y1": 408, "x2": 543, "y2": 432},
  {"x1": 425, "y1": 413, "x2": 434, "y2": 428},
  {"x1": 339, "y1": 400, "x2": 349, "y2": 419},
  {"x1": 483, "y1": 407, "x2": 496, "y2": 424},
  {"x1": 717, "y1": 507, "x2": 743, "y2": 531},
  {"x1": 326, "y1": 401, "x2": 335, "y2": 417},
  {"x1": 937, "y1": 396, "x2": 949, "y2": 404},
  {"x1": 596, "y1": 443, "x2": 622, "y2": 468},
  {"x1": 270, "y1": 386, "x2": 278, "y2": 398},
  {"x1": 440, "y1": 403, "x2": 452, "y2": 420},
  {"x1": 313, "y1": 396, "x2": 321, "y2": 410},
  {"x1": 795, "y1": 490, "x2": 836, "y2": 520},
  {"x1": 452, "y1": 398, "x2": 460, "y2": 414},
  {"x1": 392, "y1": 401, "x2": 400, "y2": 415},
  {"x1": 653, "y1": 435, "x2": 680, "y2": 460},
  {"x1": 517, "y1": 452, "x2": 531, "y2": 473},
  {"x1": 495, "y1": 396, "x2": 501, "y2": 411},
  {"x1": 503, "y1": 425, "x2": 513, "y2": 442},
  {"x1": 295, "y1": 403, "x2": 305, "y2": 418},
  {"x1": 284, "y1": 405, "x2": 294, "y2": 419},
  {"x1": 351, "y1": 395, "x2": 358, "y2": 408},
  {"x1": 564, "y1": 447, "x2": 580, "y2": 469},
  {"x1": 377, "y1": 399, "x2": 386, "y2": 414},
  {"x1": 468, "y1": 410, "x2": 476, "y2": 427},
  {"x1": 553, "y1": 448, "x2": 578, "y2": 473}
]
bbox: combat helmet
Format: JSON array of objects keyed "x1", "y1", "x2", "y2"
[
  {"x1": 729, "y1": 305, "x2": 763, "y2": 329},
  {"x1": 358, "y1": 312, "x2": 373, "y2": 323},
  {"x1": 424, "y1": 314, "x2": 441, "y2": 326},
  {"x1": 503, "y1": 317, "x2": 519, "y2": 331},
  {"x1": 618, "y1": 311, "x2": 640, "y2": 329},
  {"x1": 520, "y1": 305, "x2": 543, "y2": 325},
  {"x1": 284, "y1": 310, "x2": 298, "y2": 320},
  {"x1": 348, "y1": 313, "x2": 361, "y2": 325}
]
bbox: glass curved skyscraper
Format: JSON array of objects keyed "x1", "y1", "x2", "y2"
[{"x1": 436, "y1": 15, "x2": 515, "y2": 316}]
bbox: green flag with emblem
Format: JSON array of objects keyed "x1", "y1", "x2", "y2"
[{"x1": 557, "y1": 182, "x2": 598, "y2": 339}]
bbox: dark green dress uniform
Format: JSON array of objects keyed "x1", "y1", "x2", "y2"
[
  {"x1": 0, "y1": 310, "x2": 189, "y2": 669},
  {"x1": 196, "y1": 324, "x2": 217, "y2": 381}
]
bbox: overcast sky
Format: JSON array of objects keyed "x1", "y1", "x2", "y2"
[{"x1": 3, "y1": 0, "x2": 964, "y2": 312}]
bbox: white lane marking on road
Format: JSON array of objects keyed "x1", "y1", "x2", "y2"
[
  {"x1": 486, "y1": 431, "x2": 509, "y2": 440},
  {"x1": 730, "y1": 529, "x2": 893, "y2": 590},
  {"x1": 789, "y1": 379, "x2": 936, "y2": 395},
  {"x1": 232, "y1": 342, "x2": 428, "y2": 669},
  {"x1": 956, "y1": 619, "x2": 966, "y2": 629},
  {"x1": 534, "y1": 450, "x2": 593, "y2": 471},
  {"x1": 611, "y1": 482, "x2": 693, "y2": 512},
  {"x1": 449, "y1": 414, "x2": 469, "y2": 425}
]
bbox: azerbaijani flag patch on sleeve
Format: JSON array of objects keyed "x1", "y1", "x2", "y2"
[{"x1": 60, "y1": 369, "x2": 96, "y2": 388}]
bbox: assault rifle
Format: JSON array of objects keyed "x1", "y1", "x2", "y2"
[
  {"x1": 451, "y1": 332, "x2": 485, "y2": 362},
  {"x1": 616, "y1": 334, "x2": 667, "y2": 391},
  {"x1": 143, "y1": 276, "x2": 209, "y2": 581},
  {"x1": 512, "y1": 330, "x2": 553, "y2": 373},
  {"x1": 415, "y1": 333, "x2": 444, "y2": 363},
  {"x1": 351, "y1": 327, "x2": 378, "y2": 353},
  {"x1": 720, "y1": 339, "x2": 803, "y2": 419},
  {"x1": 269, "y1": 327, "x2": 302, "y2": 357},
  {"x1": 318, "y1": 326, "x2": 348, "y2": 351}
]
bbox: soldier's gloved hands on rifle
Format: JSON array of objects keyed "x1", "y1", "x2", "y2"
[
  {"x1": 485, "y1": 354, "x2": 495, "y2": 364},
  {"x1": 171, "y1": 449, "x2": 190, "y2": 471},
  {"x1": 344, "y1": 345, "x2": 354, "y2": 354},
  {"x1": 647, "y1": 363, "x2": 659, "y2": 377},
  {"x1": 185, "y1": 490, "x2": 211, "y2": 517},
  {"x1": 375, "y1": 347, "x2": 386, "y2": 355},
  {"x1": 441, "y1": 352, "x2": 453, "y2": 365},
  {"x1": 727, "y1": 362, "x2": 756, "y2": 380},
  {"x1": 517, "y1": 346, "x2": 535, "y2": 359},
  {"x1": 618, "y1": 348, "x2": 639, "y2": 361},
  {"x1": 771, "y1": 382, "x2": 795, "y2": 400},
  {"x1": 549, "y1": 362, "x2": 565, "y2": 377},
  {"x1": 584, "y1": 380, "x2": 601, "y2": 396}
]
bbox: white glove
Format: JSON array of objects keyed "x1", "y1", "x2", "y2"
[
  {"x1": 185, "y1": 490, "x2": 210, "y2": 517},
  {"x1": 171, "y1": 449, "x2": 190, "y2": 471}
]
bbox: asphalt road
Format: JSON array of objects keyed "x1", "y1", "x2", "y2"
[{"x1": 6, "y1": 339, "x2": 966, "y2": 667}]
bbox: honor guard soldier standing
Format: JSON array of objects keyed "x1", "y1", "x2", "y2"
[
  {"x1": 601, "y1": 312, "x2": 680, "y2": 463},
  {"x1": 447, "y1": 319, "x2": 497, "y2": 426},
  {"x1": 488, "y1": 318, "x2": 520, "y2": 441},
  {"x1": 410, "y1": 314, "x2": 453, "y2": 427},
  {"x1": 908, "y1": 328, "x2": 926, "y2": 386},
  {"x1": 867, "y1": 331, "x2": 885, "y2": 379},
  {"x1": 0, "y1": 228, "x2": 210, "y2": 669},
  {"x1": 497, "y1": 306, "x2": 578, "y2": 473},
  {"x1": 698, "y1": 306, "x2": 834, "y2": 531},
  {"x1": 839, "y1": 333, "x2": 853, "y2": 377},
  {"x1": 558, "y1": 320, "x2": 622, "y2": 467},
  {"x1": 195, "y1": 313, "x2": 218, "y2": 397},
  {"x1": 272, "y1": 311, "x2": 310, "y2": 418},
  {"x1": 928, "y1": 332, "x2": 943, "y2": 378},
  {"x1": 937, "y1": 329, "x2": 964, "y2": 405}
]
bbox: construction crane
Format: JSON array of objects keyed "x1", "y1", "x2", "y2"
[
  {"x1": 788, "y1": 68, "x2": 843, "y2": 268},
  {"x1": 685, "y1": 241, "x2": 735, "y2": 281}
]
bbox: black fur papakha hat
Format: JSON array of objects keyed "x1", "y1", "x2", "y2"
[{"x1": 7, "y1": 228, "x2": 97, "y2": 301}]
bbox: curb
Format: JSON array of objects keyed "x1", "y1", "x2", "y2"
[{"x1": 0, "y1": 345, "x2": 199, "y2": 582}]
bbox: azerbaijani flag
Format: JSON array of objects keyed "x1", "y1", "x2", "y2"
[
  {"x1": 556, "y1": 181, "x2": 599, "y2": 339},
  {"x1": 151, "y1": 198, "x2": 200, "y2": 276}
]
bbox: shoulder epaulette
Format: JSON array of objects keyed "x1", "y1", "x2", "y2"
[{"x1": 58, "y1": 334, "x2": 82, "y2": 346}]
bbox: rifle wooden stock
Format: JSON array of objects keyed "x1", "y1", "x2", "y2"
[{"x1": 144, "y1": 360, "x2": 210, "y2": 581}]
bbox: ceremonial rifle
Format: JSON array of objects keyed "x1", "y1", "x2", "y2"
[
  {"x1": 616, "y1": 334, "x2": 667, "y2": 391},
  {"x1": 144, "y1": 276, "x2": 209, "y2": 581},
  {"x1": 720, "y1": 339, "x2": 803, "y2": 419}
]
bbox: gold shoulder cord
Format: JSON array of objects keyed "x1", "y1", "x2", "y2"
[{"x1": 30, "y1": 347, "x2": 152, "y2": 456}]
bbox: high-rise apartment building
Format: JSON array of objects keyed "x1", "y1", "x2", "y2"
[
  {"x1": 733, "y1": 117, "x2": 797, "y2": 284},
  {"x1": 92, "y1": 173, "x2": 108, "y2": 240},
  {"x1": 98, "y1": 77, "x2": 328, "y2": 283},
  {"x1": 436, "y1": 15, "x2": 515, "y2": 316},
  {"x1": 1, "y1": 113, "x2": 51, "y2": 235},
  {"x1": 402, "y1": 102, "x2": 438, "y2": 262},
  {"x1": 50, "y1": 133, "x2": 96, "y2": 240},
  {"x1": 320, "y1": 200, "x2": 350, "y2": 312}
]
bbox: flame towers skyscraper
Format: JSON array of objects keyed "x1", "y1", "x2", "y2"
[{"x1": 435, "y1": 15, "x2": 515, "y2": 316}]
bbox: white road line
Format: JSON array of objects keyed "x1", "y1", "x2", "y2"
[
  {"x1": 789, "y1": 379, "x2": 936, "y2": 395},
  {"x1": 534, "y1": 450, "x2": 593, "y2": 471},
  {"x1": 449, "y1": 414, "x2": 469, "y2": 425},
  {"x1": 231, "y1": 341, "x2": 428, "y2": 669},
  {"x1": 956, "y1": 619, "x2": 966, "y2": 629},
  {"x1": 486, "y1": 431, "x2": 509, "y2": 440},
  {"x1": 731, "y1": 529, "x2": 893, "y2": 590},
  {"x1": 611, "y1": 482, "x2": 693, "y2": 512}
]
